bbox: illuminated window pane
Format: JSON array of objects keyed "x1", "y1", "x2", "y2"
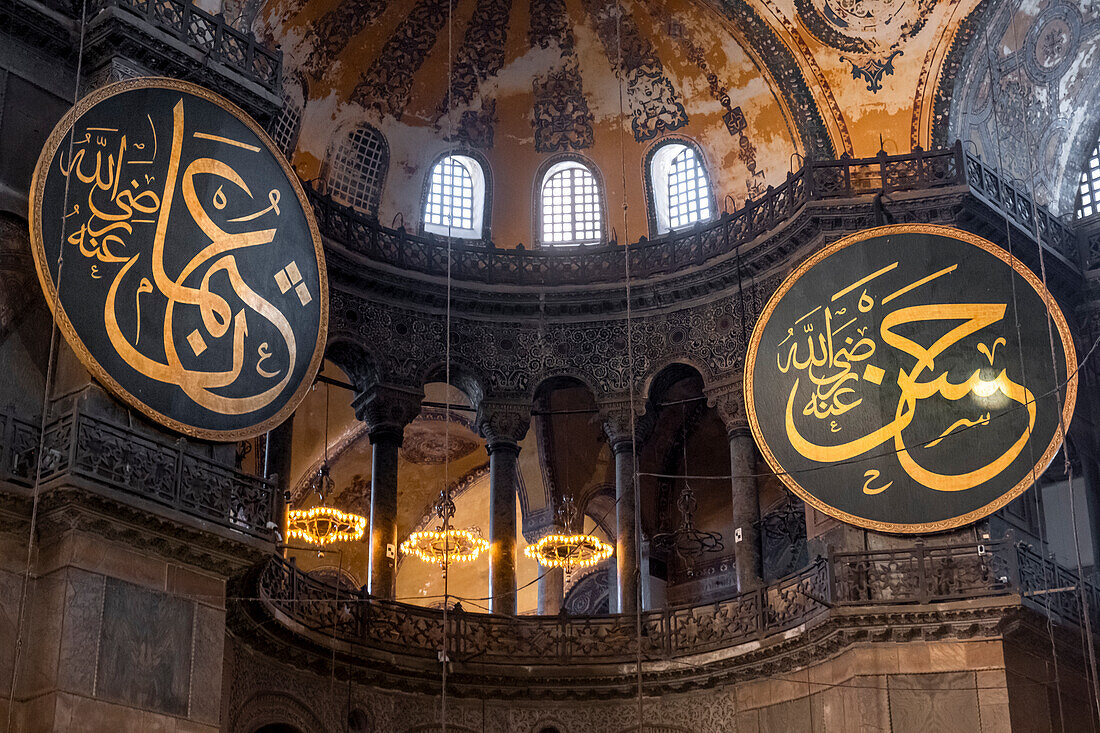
[
  {"x1": 541, "y1": 163, "x2": 601, "y2": 245},
  {"x1": 425, "y1": 156, "x2": 475, "y2": 232},
  {"x1": 1077, "y1": 143, "x2": 1100, "y2": 219},
  {"x1": 667, "y1": 146, "x2": 712, "y2": 230}
]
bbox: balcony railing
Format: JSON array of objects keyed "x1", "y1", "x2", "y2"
[
  {"x1": 311, "y1": 142, "x2": 1082, "y2": 287},
  {"x1": 0, "y1": 407, "x2": 275, "y2": 541},
  {"x1": 88, "y1": 0, "x2": 280, "y2": 91},
  {"x1": 255, "y1": 540, "x2": 1097, "y2": 666}
]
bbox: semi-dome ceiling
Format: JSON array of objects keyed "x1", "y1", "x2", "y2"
[
  {"x1": 259, "y1": 0, "x2": 819, "y2": 247},
  {"x1": 254, "y1": 0, "x2": 1100, "y2": 230}
]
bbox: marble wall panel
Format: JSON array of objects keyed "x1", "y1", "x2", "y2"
[
  {"x1": 888, "y1": 671, "x2": 980, "y2": 733},
  {"x1": 95, "y1": 577, "x2": 195, "y2": 718}
]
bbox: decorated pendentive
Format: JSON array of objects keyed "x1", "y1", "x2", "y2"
[
  {"x1": 744, "y1": 224, "x2": 1077, "y2": 533},
  {"x1": 524, "y1": 496, "x2": 613, "y2": 570},
  {"x1": 29, "y1": 77, "x2": 327, "y2": 440},
  {"x1": 401, "y1": 491, "x2": 489, "y2": 566}
]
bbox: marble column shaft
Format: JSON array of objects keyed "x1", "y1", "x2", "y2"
[
  {"x1": 488, "y1": 441, "x2": 520, "y2": 615},
  {"x1": 729, "y1": 423, "x2": 762, "y2": 591},
  {"x1": 613, "y1": 440, "x2": 639, "y2": 616},
  {"x1": 478, "y1": 401, "x2": 530, "y2": 617},
  {"x1": 367, "y1": 427, "x2": 402, "y2": 598},
  {"x1": 538, "y1": 567, "x2": 564, "y2": 614},
  {"x1": 353, "y1": 384, "x2": 422, "y2": 600}
]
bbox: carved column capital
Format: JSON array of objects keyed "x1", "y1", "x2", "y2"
[
  {"x1": 598, "y1": 395, "x2": 651, "y2": 454},
  {"x1": 353, "y1": 384, "x2": 423, "y2": 443},
  {"x1": 476, "y1": 399, "x2": 531, "y2": 451},
  {"x1": 704, "y1": 383, "x2": 750, "y2": 439}
]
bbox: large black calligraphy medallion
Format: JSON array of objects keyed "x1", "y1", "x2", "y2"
[
  {"x1": 30, "y1": 78, "x2": 327, "y2": 440},
  {"x1": 745, "y1": 225, "x2": 1076, "y2": 533}
]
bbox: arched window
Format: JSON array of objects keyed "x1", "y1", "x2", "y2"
[
  {"x1": 325, "y1": 124, "x2": 388, "y2": 215},
  {"x1": 648, "y1": 141, "x2": 714, "y2": 234},
  {"x1": 539, "y1": 160, "x2": 603, "y2": 246},
  {"x1": 423, "y1": 154, "x2": 486, "y2": 239},
  {"x1": 269, "y1": 77, "x2": 304, "y2": 158},
  {"x1": 1076, "y1": 141, "x2": 1100, "y2": 218}
]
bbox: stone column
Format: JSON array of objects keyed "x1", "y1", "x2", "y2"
[
  {"x1": 538, "y1": 567, "x2": 564, "y2": 615},
  {"x1": 728, "y1": 421, "x2": 762, "y2": 591},
  {"x1": 477, "y1": 401, "x2": 531, "y2": 616},
  {"x1": 708, "y1": 385, "x2": 763, "y2": 591},
  {"x1": 354, "y1": 385, "x2": 422, "y2": 599},
  {"x1": 600, "y1": 399, "x2": 651, "y2": 617}
]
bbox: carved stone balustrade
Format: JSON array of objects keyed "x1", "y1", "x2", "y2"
[{"x1": 232, "y1": 539, "x2": 1094, "y2": 698}]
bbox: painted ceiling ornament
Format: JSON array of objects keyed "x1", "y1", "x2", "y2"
[
  {"x1": 795, "y1": 0, "x2": 934, "y2": 93},
  {"x1": 29, "y1": 77, "x2": 327, "y2": 440},
  {"x1": 745, "y1": 224, "x2": 1077, "y2": 533},
  {"x1": 582, "y1": 0, "x2": 688, "y2": 142}
]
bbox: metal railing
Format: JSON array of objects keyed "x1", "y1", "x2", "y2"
[
  {"x1": 310, "y1": 143, "x2": 1081, "y2": 286},
  {"x1": 256, "y1": 539, "x2": 1095, "y2": 666},
  {"x1": 0, "y1": 407, "x2": 276, "y2": 541},
  {"x1": 88, "y1": 0, "x2": 281, "y2": 90}
]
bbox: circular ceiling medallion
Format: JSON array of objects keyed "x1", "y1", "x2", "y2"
[
  {"x1": 745, "y1": 224, "x2": 1076, "y2": 533},
  {"x1": 29, "y1": 78, "x2": 327, "y2": 440}
]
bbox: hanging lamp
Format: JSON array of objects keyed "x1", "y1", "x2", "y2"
[
  {"x1": 401, "y1": 490, "x2": 489, "y2": 566},
  {"x1": 286, "y1": 381, "x2": 367, "y2": 546},
  {"x1": 650, "y1": 405, "x2": 723, "y2": 569},
  {"x1": 524, "y1": 496, "x2": 613, "y2": 570}
]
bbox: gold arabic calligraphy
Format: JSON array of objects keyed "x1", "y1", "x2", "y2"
[
  {"x1": 59, "y1": 98, "x2": 302, "y2": 416},
  {"x1": 776, "y1": 261, "x2": 1034, "y2": 494}
]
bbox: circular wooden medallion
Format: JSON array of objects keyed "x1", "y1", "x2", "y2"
[
  {"x1": 30, "y1": 78, "x2": 327, "y2": 440},
  {"x1": 744, "y1": 224, "x2": 1076, "y2": 533}
]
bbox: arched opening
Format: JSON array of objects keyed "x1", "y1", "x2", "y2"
[
  {"x1": 537, "y1": 158, "x2": 604, "y2": 246},
  {"x1": 423, "y1": 153, "x2": 488, "y2": 240},
  {"x1": 325, "y1": 124, "x2": 389, "y2": 215},
  {"x1": 647, "y1": 140, "x2": 714, "y2": 235}
]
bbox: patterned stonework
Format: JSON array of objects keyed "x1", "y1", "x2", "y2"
[
  {"x1": 350, "y1": 0, "x2": 450, "y2": 119},
  {"x1": 327, "y1": 272, "x2": 777, "y2": 401},
  {"x1": 581, "y1": 0, "x2": 688, "y2": 142}
]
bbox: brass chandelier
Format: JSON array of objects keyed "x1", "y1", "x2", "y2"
[
  {"x1": 401, "y1": 490, "x2": 488, "y2": 566},
  {"x1": 524, "y1": 496, "x2": 613, "y2": 570}
]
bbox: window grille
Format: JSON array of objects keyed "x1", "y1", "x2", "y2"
[
  {"x1": 327, "y1": 125, "x2": 388, "y2": 214},
  {"x1": 666, "y1": 146, "x2": 712, "y2": 229},
  {"x1": 1076, "y1": 143, "x2": 1100, "y2": 218},
  {"x1": 425, "y1": 155, "x2": 475, "y2": 232},
  {"x1": 541, "y1": 163, "x2": 601, "y2": 245},
  {"x1": 269, "y1": 101, "x2": 301, "y2": 158}
]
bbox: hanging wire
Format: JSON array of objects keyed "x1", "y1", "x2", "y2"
[
  {"x1": 441, "y1": 0, "x2": 455, "y2": 728},
  {"x1": 1004, "y1": 3, "x2": 1100, "y2": 717},
  {"x1": 5, "y1": 3, "x2": 88, "y2": 728},
  {"x1": 608, "y1": 2, "x2": 645, "y2": 725},
  {"x1": 981, "y1": 18, "x2": 1067, "y2": 726}
]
